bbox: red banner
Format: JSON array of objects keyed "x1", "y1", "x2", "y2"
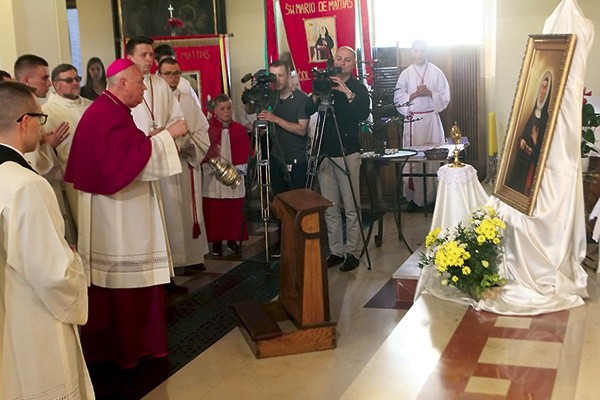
[
  {"x1": 278, "y1": 0, "x2": 356, "y2": 93},
  {"x1": 153, "y1": 35, "x2": 230, "y2": 114}
]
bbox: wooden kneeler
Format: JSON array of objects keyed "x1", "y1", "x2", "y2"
[{"x1": 233, "y1": 189, "x2": 337, "y2": 358}]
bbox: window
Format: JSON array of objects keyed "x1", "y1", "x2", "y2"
[
  {"x1": 66, "y1": 8, "x2": 82, "y2": 75},
  {"x1": 371, "y1": 0, "x2": 484, "y2": 47}
]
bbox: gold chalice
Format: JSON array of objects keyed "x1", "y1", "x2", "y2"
[{"x1": 449, "y1": 121, "x2": 464, "y2": 168}]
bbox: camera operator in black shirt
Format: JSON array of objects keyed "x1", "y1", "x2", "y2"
[
  {"x1": 305, "y1": 46, "x2": 370, "y2": 271},
  {"x1": 258, "y1": 60, "x2": 310, "y2": 196}
]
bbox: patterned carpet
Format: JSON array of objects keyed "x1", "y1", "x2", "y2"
[{"x1": 166, "y1": 258, "x2": 280, "y2": 373}]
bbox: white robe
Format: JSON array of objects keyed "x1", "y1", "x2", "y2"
[
  {"x1": 394, "y1": 62, "x2": 451, "y2": 206},
  {"x1": 77, "y1": 130, "x2": 182, "y2": 288},
  {"x1": 42, "y1": 92, "x2": 92, "y2": 231},
  {"x1": 23, "y1": 142, "x2": 76, "y2": 243},
  {"x1": 0, "y1": 159, "x2": 94, "y2": 400},
  {"x1": 174, "y1": 89, "x2": 210, "y2": 266},
  {"x1": 132, "y1": 75, "x2": 188, "y2": 266}
]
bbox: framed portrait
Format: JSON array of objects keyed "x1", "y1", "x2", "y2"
[
  {"x1": 115, "y1": 0, "x2": 226, "y2": 38},
  {"x1": 182, "y1": 71, "x2": 201, "y2": 100},
  {"x1": 493, "y1": 34, "x2": 576, "y2": 215},
  {"x1": 304, "y1": 17, "x2": 337, "y2": 63}
]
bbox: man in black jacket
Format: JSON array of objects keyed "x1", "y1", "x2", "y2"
[{"x1": 305, "y1": 46, "x2": 370, "y2": 271}]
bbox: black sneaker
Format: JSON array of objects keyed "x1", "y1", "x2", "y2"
[
  {"x1": 226, "y1": 241, "x2": 241, "y2": 254},
  {"x1": 326, "y1": 254, "x2": 344, "y2": 268},
  {"x1": 339, "y1": 254, "x2": 360, "y2": 271},
  {"x1": 212, "y1": 242, "x2": 223, "y2": 256}
]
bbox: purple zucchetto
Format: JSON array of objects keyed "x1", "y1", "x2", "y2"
[{"x1": 106, "y1": 58, "x2": 136, "y2": 78}]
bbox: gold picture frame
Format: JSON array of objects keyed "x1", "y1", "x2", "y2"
[{"x1": 493, "y1": 34, "x2": 576, "y2": 215}]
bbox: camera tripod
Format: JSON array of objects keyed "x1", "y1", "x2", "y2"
[
  {"x1": 239, "y1": 119, "x2": 275, "y2": 266},
  {"x1": 306, "y1": 97, "x2": 372, "y2": 270}
]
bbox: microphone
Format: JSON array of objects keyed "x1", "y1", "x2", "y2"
[{"x1": 240, "y1": 73, "x2": 253, "y2": 84}]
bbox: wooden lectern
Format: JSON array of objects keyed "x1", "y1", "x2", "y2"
[{"x1": 233, "y1": 189, "x2": 337, "y2": 358}]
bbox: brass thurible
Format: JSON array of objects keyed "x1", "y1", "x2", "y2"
[
  {"x1": 449, "y1": 121, "x2": 465, "y2": 168},
  {"x1": 208, "y1": 158, "x2": 243, "y2": 188},
  {"x1": 186, "y1": 133, "x2": 243, "y2": 188}
]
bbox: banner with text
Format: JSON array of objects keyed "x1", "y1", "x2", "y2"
[
  {"x1": 279, "y1": 0, "x2": 356, "y2": 93},
  {"x1": 153, "y1": 35, "x2": 230, "y2": 114}
]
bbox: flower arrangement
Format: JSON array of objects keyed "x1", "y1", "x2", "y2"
[
  {"x1": 167, "y1": 17, "x2": 184, "y2": 28},
  {"x1": 418, "y1": 206, "x2": 507, "y2": 300},
  {"x1": 167, "y1": 17, "x2": 183, "y2": 36}
]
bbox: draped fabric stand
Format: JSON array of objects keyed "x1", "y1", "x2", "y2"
[
  {"x1": 415, "y1": 164, "x2": 490, "y2": 302},
  {"x1": 481, "y1": 0, "x2": 593, "y2": 315},
  {"x1": 417, "y1": 0, "x2": 594, "y2": 315},
  {"x1": 418, "y1": 0, "x2": 593, "y2": 315}
]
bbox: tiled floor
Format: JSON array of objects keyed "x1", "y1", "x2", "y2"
[{"x1": 135, "y1": 208, "x2": 600, "y2": 400}]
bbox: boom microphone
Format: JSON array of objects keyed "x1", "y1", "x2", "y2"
[{"x1": 240, "y1": 73, "x2": 253, "y2": 84}]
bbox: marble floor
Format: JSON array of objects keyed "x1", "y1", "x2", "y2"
[{"x1": 139, "y1": 209, "x2": 600, "y2": 400}]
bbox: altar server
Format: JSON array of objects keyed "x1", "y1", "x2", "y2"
[{"x1": 394, "y1": 40, "x2": 451, "y2": 209}]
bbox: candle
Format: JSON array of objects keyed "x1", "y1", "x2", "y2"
[{"x1": 488, "y1": 112, "x2": 497, "y2": 156}]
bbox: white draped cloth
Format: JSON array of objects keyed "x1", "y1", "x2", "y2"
[
  {"x1": 416, "y1": 164, "x2": 490, "y2": 301},
  {"x1": 132, "y1": 74, "x2": 188, "y2": 266},
  {"x1": 394, "y1": 62, "x2": 450, "y2": 206},
  {"x1": 431, "y1": 164, "x2": 489, "y2": 229},
  {"x1": 422, "y1": 0, "x2": 593, "y2": 315}
]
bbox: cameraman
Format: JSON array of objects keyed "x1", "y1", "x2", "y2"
[
  {"x1": 305, "y1": 46, "x2": 370, "y2": 271},
  {"x1": 258, "y1": 60, "x2": 309, "y2": 195}
]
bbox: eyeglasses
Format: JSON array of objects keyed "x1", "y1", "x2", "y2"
[
  {"x1": 16, "y1": 112, "x2": 48, "y2": 125},
  {"x1": 160, "y1": 71, "x2": 182, "y2": 78},
  {"x1": 54, "y1": 76, "x2": 82, "y2": 84}
]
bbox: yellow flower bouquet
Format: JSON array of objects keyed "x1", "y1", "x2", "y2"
[{"x1": 418, "y1": 206, "x2": 507, "y2": 300}]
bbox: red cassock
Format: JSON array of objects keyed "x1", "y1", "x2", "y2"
[
  {"x1": 65, "y1": 91, "x2": 169, "y2": 368},
  {"x1": 202, "y1": 116, "x2": 251, "y2": 243}
]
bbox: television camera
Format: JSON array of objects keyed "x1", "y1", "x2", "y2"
[
  {"x1": 240, "y1": 69, "x2": 276, "y2": 113},
  {"x1": 311, "y1": 65, "x2": 342, "y2": 98}
]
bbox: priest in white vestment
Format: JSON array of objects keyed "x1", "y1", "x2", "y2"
[
  {"x1": 127, "y1": 36, "x2": 189, "y2": 268},
  {"x1": 0, "y1": 81, "x2": 94, "y2": 399},
  {"x1": 158, "y1": 57, "x2": 211, "y2": 268},
  {"x1": 394, "y1": 40, "x2": 450, "y2": 208},
  {"x1": 64, "y1": 59, "x2": 188, "y2": 368},
  {"x1": 43, "y1": 63, "x2": 92, "y2": 240}
]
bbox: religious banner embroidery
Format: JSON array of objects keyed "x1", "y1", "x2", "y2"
[
  {"x1": 153, "y1": 35, "x2": 230, "y2": 114},
  {"x1": 278, "y1": 0, "x2": 356, "y2": 93}
]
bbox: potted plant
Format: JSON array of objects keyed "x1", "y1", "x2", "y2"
[{"x1": 582, "y1": 92, "x2": 600, "y2": 171}]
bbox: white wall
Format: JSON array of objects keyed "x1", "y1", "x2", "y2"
[
  {"x1": 0, "y1": 0, "x2": 70, "y2": 71},
  {"x1": 77, "y1": 0, "x2": 116, "y2": 76},
  {"x1": 0, "y1": 0, "x2": 19, "y2": 70},
  {"x1": 225, "y1": 0, "x2": 267, "y2": 121}
]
